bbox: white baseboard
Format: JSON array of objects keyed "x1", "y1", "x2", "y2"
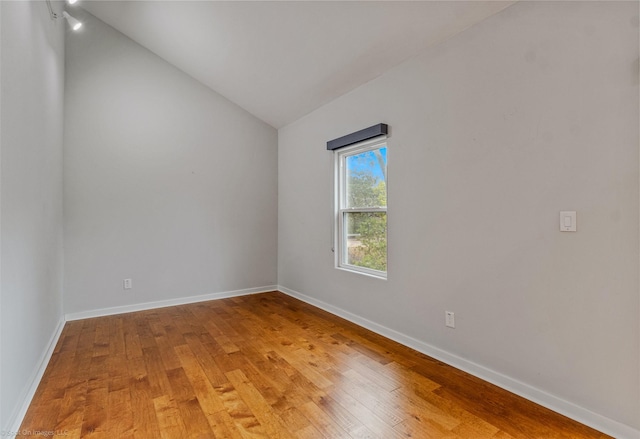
[
  {"x1": 277, "y1": 285, "x2": 639, "y2": 439},
  {"x1": 3, "y1": 317, "x2": 66, "y2": 439},
  {"x1": 65, "y1": 285, "x2": 278, "y2": 321}
]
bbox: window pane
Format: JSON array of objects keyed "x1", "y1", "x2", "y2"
[
  {"x1": 345, "y1": 147, "x2": 387, "y2": 208},
  {"x1": 344, "y1": 211, "x2": 387, "y2": 272}
]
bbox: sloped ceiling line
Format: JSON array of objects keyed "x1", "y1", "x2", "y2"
[{"x1": 80, "y1": 1, "x2": 515, "y2": 128}]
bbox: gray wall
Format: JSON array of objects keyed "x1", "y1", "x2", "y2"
[
  {"x1": 63, "y1": 10, "x2": 278, "y2": 314},
  {"x1": 278, "y1": 1, "x2": 639, "y2": 430},
  {"x1": 0, "y1": 1, "x2": 65, "y2": 430}
]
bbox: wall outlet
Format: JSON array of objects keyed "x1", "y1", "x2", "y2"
[
  {"x1": 123, "y1": 278, "x2": 132, "y2": 290},
  {"x1": 445, "y1": 311, "x2": 455, "y2": 328}
]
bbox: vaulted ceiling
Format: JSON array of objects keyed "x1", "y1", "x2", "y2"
[{"x1": 80, "y1": 1, "x2": 515, "y2": 128}]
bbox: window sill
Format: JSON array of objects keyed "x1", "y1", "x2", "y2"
[{"x1": 336, "y1": 265, "x2": 387, "y2": 280}]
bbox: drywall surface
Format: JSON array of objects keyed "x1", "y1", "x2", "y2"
[
  {"x1": 278, "y1": 1, "x2": 639, "y2": 431},
  {"x1": 63, "y1": 10, "x2": 278, "y2": 314},
  {"x1": 0, "y1": 2, "x2": 3, "y2": 429},
  {"x1": 0, "y1": 0, "x2": 65, "y2": 430}
]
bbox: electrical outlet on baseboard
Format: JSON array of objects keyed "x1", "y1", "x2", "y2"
[{"x1": 445, "y1": 311, "x2": 455, "y2": 328}]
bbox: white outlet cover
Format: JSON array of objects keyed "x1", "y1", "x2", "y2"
[{"x1": 445, "y1": 311, "x2": 455, "y2": 328}]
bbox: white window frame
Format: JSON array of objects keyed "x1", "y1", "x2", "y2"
[{"x1": 334, "y1": 137, "x2": 387, "y2": 279}]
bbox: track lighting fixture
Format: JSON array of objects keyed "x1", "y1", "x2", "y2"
[
  {"x1": 45, "y1": 0, "x2": 83, "y2": 31},
  {"x1": 62, "y1": 11, "x2": 83, "y2": 31}
]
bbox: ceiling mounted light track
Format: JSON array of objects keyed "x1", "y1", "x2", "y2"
[
  {"x1": 46, "y1": 0, "x2": 83, "y2": 31},
  {"x1": 62, "y1": 11, "x2": 82, "y2": 31}
]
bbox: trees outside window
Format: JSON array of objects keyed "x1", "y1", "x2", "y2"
[{"x1": 336, "y1": 139, "x2": 387, "y2": 278}]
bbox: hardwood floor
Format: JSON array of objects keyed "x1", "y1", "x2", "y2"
[{"x1": 19, "y1": 291, "x2": 609, "y2": 438}]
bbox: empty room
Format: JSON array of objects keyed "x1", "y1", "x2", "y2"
[{"x1": 1, "y1": 0, "x2": 638, "y2": 437}]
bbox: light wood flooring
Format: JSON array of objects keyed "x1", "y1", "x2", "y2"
[{"x1": 19, "y1": 291, "x2": 609, "y2": 438}]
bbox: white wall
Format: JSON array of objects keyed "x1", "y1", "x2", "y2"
[
  {"x1": 0, "y1": 1, "x2": 3, "y2": 429},
  {"x1": 0, "y1": 0, "x2": 65, "y2": 431},
  {"x1": 63, "y1": 10, "x2": 278, "y2": 315},
  {"x1": 279, "y1": 1, "x2": 639, "y2": 433}
]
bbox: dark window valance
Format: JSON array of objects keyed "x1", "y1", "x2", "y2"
[{"x1": 326, "y1": 123, "x2": 388, "y2": 151}]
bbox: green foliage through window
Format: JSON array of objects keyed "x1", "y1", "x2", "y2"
[{"x1": 341, "y1": 146, "x2": 387, "y2": 273}]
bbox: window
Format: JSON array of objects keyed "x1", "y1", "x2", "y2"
[{"x1": 335, "y1": 138, "x2": 387, "y2": 278}]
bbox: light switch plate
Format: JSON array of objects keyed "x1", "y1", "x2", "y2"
[{"x1": 560, "y1": 211, "x2": 576, "y2": 232}]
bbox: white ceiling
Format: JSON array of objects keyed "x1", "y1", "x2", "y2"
[{"x1": 80, "y1": 1, "x2": 514, "y2": 128}]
